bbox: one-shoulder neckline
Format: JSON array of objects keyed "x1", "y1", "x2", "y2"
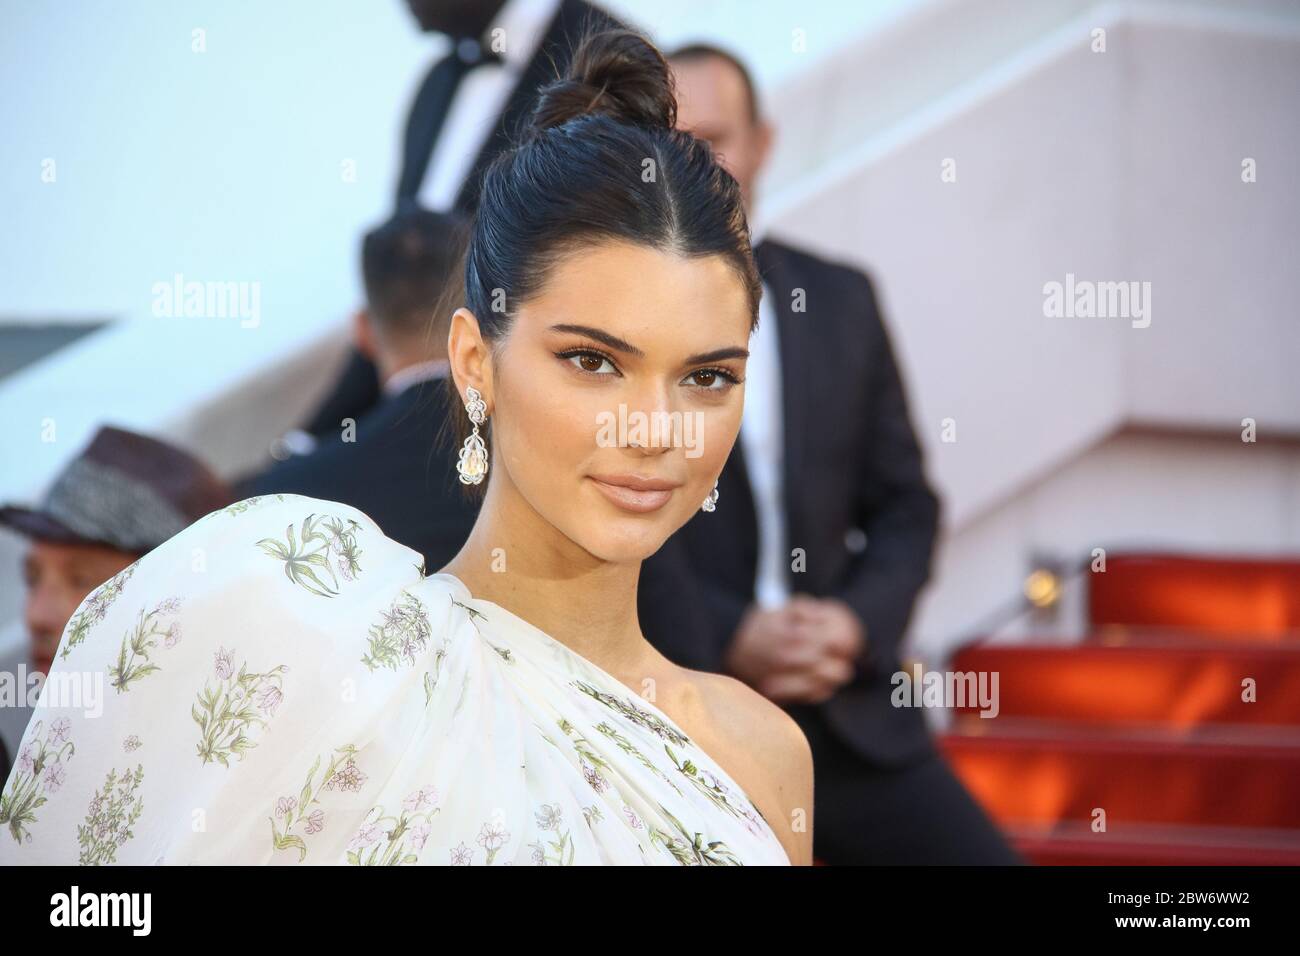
[
  {"x1": 424, "y1": 571, "x2": 699, "y2": 743},
  {"x1": 421, "y1": 570, "x2": 781, "y2": 843}
]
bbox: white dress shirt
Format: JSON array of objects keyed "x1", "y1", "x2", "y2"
[
  {"x1": 382, "y1": 357, "x2": 451, "y2": 398},
  {"x1": 417, "y1": 0, "x2": 562, "y2": 211},
  {"x1": 740, "y1": 276, "x2": 790, "y2": 609}
]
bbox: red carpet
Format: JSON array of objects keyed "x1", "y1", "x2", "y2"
[{"x1": 939, "y1": 553, "x2": 1300, "y2": 864}]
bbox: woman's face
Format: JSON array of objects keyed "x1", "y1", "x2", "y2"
[{"x1": 454, "y1": 240, "x2": 752, "y2": 565}]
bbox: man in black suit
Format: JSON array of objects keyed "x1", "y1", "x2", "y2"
[
  {"x1": 638, "y1": 45, "x2": 1022, "y2": 865},
  {"x1": 235, "y1": 208, "x2": 478, "y2": 574},
  {"x1": 303, "y1": 0, "x2": 621, "y2": 439}
]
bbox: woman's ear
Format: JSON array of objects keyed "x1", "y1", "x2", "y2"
[{"x1": 447, "y1": 307, "x2": 492, "y2": 406}]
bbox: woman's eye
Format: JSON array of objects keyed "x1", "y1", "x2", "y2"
[
  {"x1": 564, "y1": 350, "x2": 617, "y2": 375},
  {"x1": 685, "y1": 368, "x2": 739, "y2": 391}
]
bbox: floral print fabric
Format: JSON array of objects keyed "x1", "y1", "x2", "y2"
[{"x1": 0, "y1": 494, "x2": 790, "y2": 865}]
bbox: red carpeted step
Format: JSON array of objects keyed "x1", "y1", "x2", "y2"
[
  {"x1": 938, "y1": 721, "x2": 1300, "y2": 830},
  {"x1": 1004, "y1": 821, "x2": 1300, "y2": 866},
  {"x1": 948, "y1": 640, "x2": 1300, "y2": 727},
  {"x1": 1088, "y1": 553, "x2": 1300, "y2": 640}
]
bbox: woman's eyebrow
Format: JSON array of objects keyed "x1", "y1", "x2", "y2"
[
  {"x1": 549, "y1": 323, "x2": 643, "y2": 356},
  {"x1": 684, "y1": 346, "x2": 750, "y2": 364},
  {"x1": 548, "y1": 323, "x2": 748, "y2": 365}
]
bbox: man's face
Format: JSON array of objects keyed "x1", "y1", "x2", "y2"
[
  {"x1": 23, "y1": 539, "x2": 136, "y2": 675},
  {"x1": 670, "y1": 55, "x2": 772, "y2": 209}
]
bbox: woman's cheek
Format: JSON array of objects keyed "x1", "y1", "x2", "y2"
[
  {"x1": 700, "y1": 401, "x2": 742, "y2": 468},
  {"x1": 511, "y1": 376, "x2": 604, "y2": 482}
]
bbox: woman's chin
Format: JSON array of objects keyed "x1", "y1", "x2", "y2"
[{"x1": 574, "y1": 518, "x2": 676, "y2": 565}]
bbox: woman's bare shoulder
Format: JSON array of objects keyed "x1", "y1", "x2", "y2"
[
  {"x1": 693, "y1": 670, "x2": 810, "y2": 760},
  {"x1": 685, "y1": 667, "x2": 815, "y2": 864}
]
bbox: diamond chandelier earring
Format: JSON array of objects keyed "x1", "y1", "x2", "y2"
[
  {"x1": 456, "y1": 385, "x2": 489, "y2": 485},
  {"x1": 701, "y1": 479, "x2": 719, "y2": 512}
]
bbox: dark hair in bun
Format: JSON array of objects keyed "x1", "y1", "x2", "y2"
[
  {"x1": 461, "y1": 27, "x2": 760, "y2": 341},
  {"x1": 528, "y1": 28, "x2": 677, "y2": 133}
]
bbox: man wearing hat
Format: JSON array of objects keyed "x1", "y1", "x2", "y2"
[{"x1": 0, "y1": 425, "x2": 232, "y2": 774}]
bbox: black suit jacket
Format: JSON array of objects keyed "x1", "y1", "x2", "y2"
[
  {"x1": 638, "y1": 238, "x2": 942, "y2": 767},
  {"x1": 398, "y1": 0, "x2": 621, "y2": 214},
  {"x1": 236, "y1": 380, "x2": 478, "y2": 575},
  {"x1": 306, "y1": 0, "x2": 620, "y2": 440}
]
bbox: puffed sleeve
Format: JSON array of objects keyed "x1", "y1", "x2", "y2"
[{"x1": 0, "y1": 493, "x2": 430, "y2": 864}]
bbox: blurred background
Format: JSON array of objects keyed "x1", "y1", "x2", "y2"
[{"x1": 2, "y1": 0, "x2": 1299, "y2": 864}]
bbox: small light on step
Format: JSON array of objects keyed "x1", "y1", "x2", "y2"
[{"x1": 1024, "y1": 569, "x2": 1062, "y2": 609}]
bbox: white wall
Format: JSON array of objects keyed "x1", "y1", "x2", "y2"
[
  {"x1": 0, "y1": 0, "x2": 428, "y2": 319},
  {"x1": 0, "y1": 1, "x2": 440, "y2": 487},
  {"x1": 766, "y1": 0, "x2": 1300, "y2": 532}
]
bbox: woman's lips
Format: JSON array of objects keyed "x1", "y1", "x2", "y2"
[{"x1": 587, "y1": 476, "x2": 678, "y2": 513}]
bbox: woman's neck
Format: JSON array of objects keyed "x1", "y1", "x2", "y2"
[{"x1": 438, "y1": 476, "x2": 652, "y2": 680}]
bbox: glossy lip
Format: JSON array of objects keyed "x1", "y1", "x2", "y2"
[
  {"x1": 588, "y1": 473, "x2": 682, "y2": 492},
  {"x1": 587, "y1": 473, "x2": 682, "y2": 514}
]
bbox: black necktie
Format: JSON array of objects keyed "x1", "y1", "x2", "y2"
[{"x1": 397, "y1": 38, "x2": 503, "y2": 206}]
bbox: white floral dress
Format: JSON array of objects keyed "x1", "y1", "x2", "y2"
[{"x1": 0, "y1": 493, "x2": 791, "y2": 865}]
